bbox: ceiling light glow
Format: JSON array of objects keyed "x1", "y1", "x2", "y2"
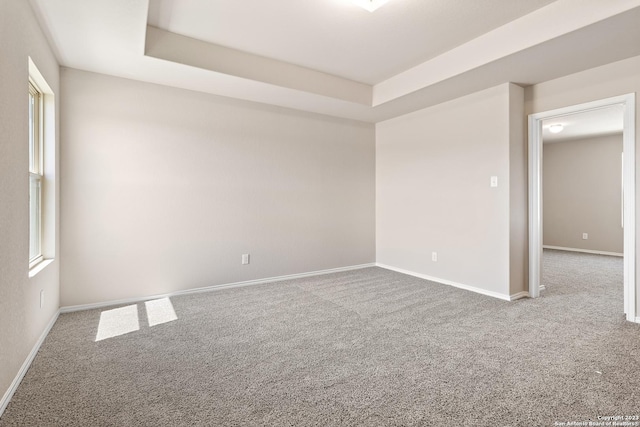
[
  {"x1": 549, "y1": 124, "x2": 564, "y2": 134},
  {"x1": 350, "y1": 0, "x2": 391, "y2": 12}
]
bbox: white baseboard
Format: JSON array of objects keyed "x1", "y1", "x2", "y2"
[
  {"x1": 543, "y1": 245, "x2": 623, "y2": 257},
  {"x1": 375, "y1": 263, "x2": 523, "y2": 302},
  {"x1": 0, "y1": 310, "x2": 60, "y2": 418},
  {"x1": 509, "y1": 291, "x2": 530, "y2": 301},
  {"x1": 60, "y1": 263, "x2": 377, "y2": 313}
]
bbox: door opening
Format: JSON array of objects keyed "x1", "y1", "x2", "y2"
[{"x1": 528, "y1": 94, "x2": 636, "y2": 322}]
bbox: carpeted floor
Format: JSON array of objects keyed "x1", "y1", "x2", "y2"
[{"x1": 1, "y1": 250, "x2": 639, "y2": 426}]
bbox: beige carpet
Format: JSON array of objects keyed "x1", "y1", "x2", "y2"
[{"x1": 1, "y1": 250, "x2": 639, "y2": 426}]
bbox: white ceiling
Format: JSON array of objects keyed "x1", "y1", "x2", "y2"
[
  {"x1": 29, "y1": 0, "x2": 640, "y2": 122},
  {"x1": 147, "y1": 0, "x2": 557, "y2": 84},
  {"x1": 543, "y1": 104, "x2": 624, "y2": 143}
]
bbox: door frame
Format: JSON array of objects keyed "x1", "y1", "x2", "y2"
[{"x1": 527, "y1": 93, "x2": 636, "y2": 322}]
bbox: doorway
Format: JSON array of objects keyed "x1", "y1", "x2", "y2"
[{"x1": 528, "y1": 94, "x2": 636, "y2": 322}]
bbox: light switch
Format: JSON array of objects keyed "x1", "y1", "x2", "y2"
[{"x1": 490, "y1": 176, "x2": 498, "y2": 187}]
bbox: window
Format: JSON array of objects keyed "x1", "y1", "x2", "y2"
[
  {"x1": 29, "y1": 80, "x2": 44, "y2": 268},
  {"x1": 28, "y1": 57, "x2": 55, "y2": 276}
]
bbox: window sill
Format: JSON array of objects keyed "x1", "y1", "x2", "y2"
[{"x1": 29, "y1": 259, "x2": 54, "y2": 278}]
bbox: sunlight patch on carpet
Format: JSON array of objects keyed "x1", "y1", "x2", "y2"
[
  {"x1": 145, "y1": 297, "x2": 178, "y2": 327},
  {"x1": 95, "y1": 305, "x2": 140, "y2": 341}
]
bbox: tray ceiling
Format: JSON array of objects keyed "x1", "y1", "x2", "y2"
[{"x1": 29, "y1": 0, "x2": 640, "y2": 122}]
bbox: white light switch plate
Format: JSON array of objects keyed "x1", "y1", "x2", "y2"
[{"x1": 490, "y1": 176, "x2": 498, "y2": 187}]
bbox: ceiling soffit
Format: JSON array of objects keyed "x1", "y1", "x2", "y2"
[
  {"x1": 144, "y1": 26, "x2": 373, "y2": 106},
  {"x1": 146, "y1": 0, "x2": 559, "y2": 84},
  {"x1": 143, "y1": 0, "x2": 640, "y2": 116},
  {"x1": 29, "y1": 0, "x2": 640, "y2": 122}
]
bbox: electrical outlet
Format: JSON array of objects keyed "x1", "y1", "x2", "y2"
[
  {"x1": 432, "y1": 252, "x2": 438, "y2": 262},
  {"x1": 242, "y1": 254, "x2": 250, "y2": 265},
  {"x1": 582, "y1": 233, "x2": 588, "y2": 240}
]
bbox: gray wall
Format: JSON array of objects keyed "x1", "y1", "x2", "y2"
[
  {"x1": 376, "y1": 83, "x2": 527, "y2": 299},
  {"x1": 60, "y1": 69, "x2": 376, "y2": 307},
  {"x1": 525, "y1": 54, "x2": 640, "y2": 315},
  {"x1": 0, "y1": 0, "x2": 60, "y2": 410},
  {"x1": 543, "y1": 134, "x2": 623, "y2": 254}
]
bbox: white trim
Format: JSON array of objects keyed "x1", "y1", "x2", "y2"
[
  {"x1": 635, "y1": 317, "x2": 640, "y2": 324},
  {"x1": 28, "y1": 259, "x2": 54, "y2": 278},
  {"x1": 509, "y1": 291, "x2": 530, "y2": 301},
  {"x1": 543, "y1": 245, "x2": 623, "y2": 257},
  {"x1": 623, "y1": 95, "x2": 636, "y2": 321},
  {"x1": 28, "y1": 255, "x2": 44, "y2": 272},
  {"x1": 0, "y1": 310, "x2": 60, "y2": 418},
  {"x1": 528, "y1": 112, "x2": 543, "y2": 299},
  {"x1": 528, "y1": 93, "x2": 636, "y2": 322},
  {"x1": 60, "y1": 263, "x2": 376, "y2": 313},
  {"x1": 376, "y1": 263, "x2": 517, "y2": 301}
]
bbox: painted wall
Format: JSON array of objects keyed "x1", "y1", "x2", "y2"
[
  {"x1": 543, "y1": 134, "x2": 623, "y2": 254},
  {"x1": 525, "y1": 54, "x2": 640, "y2": 315},
  {"x1": 376, "y1": 83, "x2": 526, "y2": 299},
  {"x1": 60, "y1": 69, "x2": 375, "y2": 307},
  {"x1": 0, "y1": 0, "x2": 60, "y2": 412}
]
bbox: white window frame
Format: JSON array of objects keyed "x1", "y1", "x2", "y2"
[{"x1": 29, "y1": 79, "x2": 44, "y2": 269}]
